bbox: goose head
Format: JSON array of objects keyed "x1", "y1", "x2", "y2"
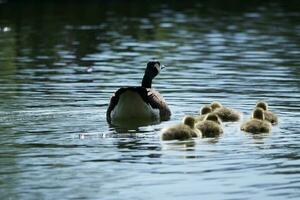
[
  {"x1": 142, "y1": 60, "x2": 164, "y2": 88},
  {"x1": 145, "y1": 61, "x2": 164, "y2": 79}
]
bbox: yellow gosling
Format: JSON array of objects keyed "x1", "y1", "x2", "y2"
[
  {"x1": 241, "y1": 108, "x2": 272, "y2": 134},
  {"x1": 195, "y1": 105, "x2": 212, "y2": 122},
  {"x1": 195, "y1": 113, "x2": 223, "y2": 137},
  {"x1": 210, "y1": 101, "x2": 241, "y2": 122},
  {"x1": 255, "y1": 101, "x2": 278, "y2": 125},
  {"x1": 161, "y1": 116, "x2": 202, "y2": 141}
]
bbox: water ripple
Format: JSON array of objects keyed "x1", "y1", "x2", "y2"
[{"x1": 0, "y1": 1, "x2": 300, "y2": 200}]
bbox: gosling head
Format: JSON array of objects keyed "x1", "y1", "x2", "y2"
[
  {"x1": 183, "y1": 116, "x2": 196, "y2": 129},
  {"x1": 210, "y1": 101, "x2": 222, "y2": 111},
  {"x1": 256, "y1": 101, "x2": 268, "y2": 111},
  {"x1": 205, "y1": 113, "x2": 222, "y2": 124},
  {"x1": 252, "y1": 107, "x2": 265, "y2": 120},
  {"x1": 199, "y1": 105, "x2": 212, "y2": 115}
]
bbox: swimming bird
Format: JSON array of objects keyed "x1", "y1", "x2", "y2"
[
  {"x1": 255, "y1": 101, "x2": 278, "y2": 125},
  {"x1": 106, "y1": 61, "x2": 171, "y2": 124},
  {"x1": 240, "y1": 107, "x2": 272, "y2": 134},
  {"x1": 161, "y1": 116, "x2": 202, "y2": 140},
  {"x1": 210, "y1": 101, "x2": 241, "y2": 122},
  {"x1": 195, "y1": 113, "x2": 223, "y2": 137},
  {"x1": 195, "y1": 105, "x2": 212, "y2": 122}
]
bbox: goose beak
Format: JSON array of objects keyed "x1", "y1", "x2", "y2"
[{"x1": 161, "y1": 65, "x2": 166, "y2": 70}]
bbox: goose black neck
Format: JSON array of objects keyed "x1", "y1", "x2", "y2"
[{"x1": 141, "y1": 75, "x2": 152, "y2": 88}]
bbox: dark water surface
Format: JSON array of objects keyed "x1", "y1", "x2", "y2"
[{"x1": 1, "y1": 1, "x2": 300, "y2": 199}]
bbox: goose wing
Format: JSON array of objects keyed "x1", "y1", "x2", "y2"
[{"x1": 146, "y1": 88, "x2": 171, "y2": 121}]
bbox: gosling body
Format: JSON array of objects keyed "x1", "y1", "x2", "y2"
[
  {"x1": 196, "y1": 113, "x2": 223, "y2": 137},
  {"x1": 255, "y1": 101, "x2": 278, "y2": 125},
  {"x1": 161, "y1": 116, "x2": 202, "y2": 140},
  {"x1": 241, "y1": 108, "x2": 272, "y2": 134},
  {"x1": 211, "y1": 101, "x2": 241, "y2": 122}
]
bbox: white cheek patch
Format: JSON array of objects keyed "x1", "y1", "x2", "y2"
[{"x1": 154, "y1": 63, "x2": 160, "y2": 70}]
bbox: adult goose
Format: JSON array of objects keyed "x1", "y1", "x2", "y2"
[{"x1": 106, "y1": 61, "x2": 171, "y2": 124}]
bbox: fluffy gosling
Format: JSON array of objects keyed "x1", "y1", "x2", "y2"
[
  {"x1": 161, "y1": 116, "x2": 202, "y2": 140},
  {"x1": 195, "y1": 105, "x2": 212, "y2": 122},
  {"x1": 241, "y1": 107, "x2": 272, "y2": 134},
  {"x1": 195, "y1": 113, "x2": 223, "y2": 137},
  {"x1": 255, "y1": 101, "x2": 278, "y2": 125},
  {"x1": 210, "y1": 101, "x2": 241, "y2": 122}
]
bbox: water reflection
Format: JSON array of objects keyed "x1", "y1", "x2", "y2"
[
  {"x1": 109, "y1": 120, "x2": 160, "y2": 133},
  {"x1": 161, "y1": 140, "x2": 196, "y2": 151},
  {"x1": 247, "y1": 132, "x2": 272, "y2": 143}
]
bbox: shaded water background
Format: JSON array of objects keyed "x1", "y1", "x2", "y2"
[{"x1": 1, "y1": 0, "x2": 300, "y2": 199}]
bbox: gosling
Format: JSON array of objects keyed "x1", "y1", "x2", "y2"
[
  {"x1": 210, "y1": 101, "x2": 241, "y2": 122},
  {"x1": 240, "y1": 107, "x2": 272, "y2": 134},
  {"x1": 161, "y1": 116, "x2": 202, "y2": 140},
  {"x1": 195, "y1": 105, "x2": 212, "y2": 122},
  {"x1": 255, "y1": 101, "x2": 278, "y2": 125},
  {"x1": 195, "y1": 113, "x2": 223, "y2": 137}
]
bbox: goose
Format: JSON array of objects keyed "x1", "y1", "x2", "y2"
[
  {"x1": 210, "y1": 101, "x2": 241, "y2": 122},
  {"x1": 255, "y1": 101, "x2": 278, "y2": 125},
  {"x1": 106, "y1": 61, "x2": 171, "y2": 124},
  {"x1": 195, "y1": 113, "x2": 223, "y2": 137},
  {"x1": 161, "y1": 116, "x2": 202, "y2": 140},
  {"x1": 241, "y1": 107, "x2": 272, "y2": 133},
  {"x1": 195, "y1": 105, "x2": 212, "y2": 122}
]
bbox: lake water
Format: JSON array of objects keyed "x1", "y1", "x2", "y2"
[{"x1": 0, "y1": 1, "x2": 300, "y2": 199}]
